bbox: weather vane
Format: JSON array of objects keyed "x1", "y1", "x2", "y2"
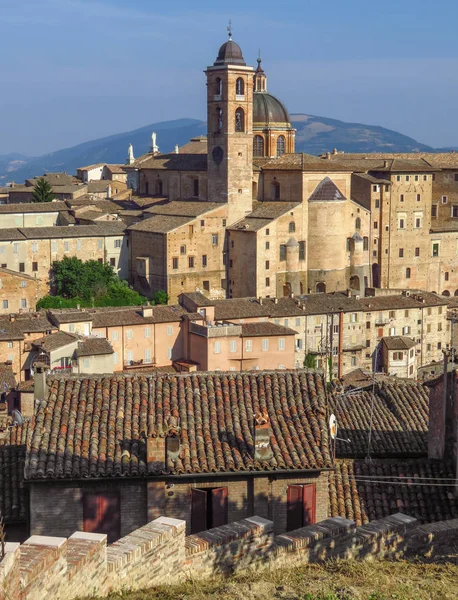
[{"x1": 227, "y1": 19, "x2": 232, "y2": 40}]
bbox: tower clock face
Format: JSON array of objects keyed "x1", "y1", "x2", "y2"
[{"x1": 212, "y1": 146, "x2": 224, "y2": 165}]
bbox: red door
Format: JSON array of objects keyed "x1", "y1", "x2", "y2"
[
  {"x1": 83, "y1": 492, "x2": 120, "y2": 543},
  {"x1": 211, "y1": 487, "x2": 228, "y2": 528},
  {"x1": 191, "y1": 488, "x2": 207, "y2": 534},
  {"x1": 287, "y1": 484, "x2": 317, "y2": 531}
]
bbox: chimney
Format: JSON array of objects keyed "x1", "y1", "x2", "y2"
[
  {"x1": 106, "y1": 183, "x2": 112, "y2": 199},
  {"x1": 333, "y1": 148, "x2": 337, "y2": 154},
  {"x1": 146, "y1": 436, "x2": 166, "y2": 471},
  {"x1": 254, "y1": 410, "x2": 273, "y2": 461},
  {"x1": 326, "y1": 152, "x2": 331, "y2": 159},
  {"x1": 9, "y1": 314, "x2": 16, "y2": 323},
  {"x1": 258, "y1": 297, "x2": 263, "y2": 306},
  {"x1": 34, "y1": 362, "x2": 48, "y2": 403},
  {"x1": 274, "y1": 297, "x2": 278, "y2": 304},
  {"x1": 142, "y1": 303, "x2": 153, "y2": 318},
  {"x1": 346, "y1": 289, "x2": 352, "y2": 297}
]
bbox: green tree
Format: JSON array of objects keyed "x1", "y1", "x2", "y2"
[
  {"x1": 151, "y1": 290, "x2": 169, "y2": 305},
  {"x1": 304, "y1": 353, "x2": 316, "y2": 369},
  {"x1": 32, "y1": 177, "x2": 56, "y2": 203}
]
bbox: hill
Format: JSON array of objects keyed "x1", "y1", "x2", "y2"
[{"x1": 1, "y1": 114, "x2": 437, "y2": 183}]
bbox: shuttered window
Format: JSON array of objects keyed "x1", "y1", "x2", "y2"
[
  {"x1": 286, "y1": 484, "x2": 316, "y2": 531},
  {"x1": 191, "y1": 487, "x2": 228, "y2": 534},
  {"x1": 83, "y1": 491, "x2": 120, "y2": 543}
]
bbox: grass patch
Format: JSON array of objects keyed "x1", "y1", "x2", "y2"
[{"x1": 81, "y1": 556, "x2": 458, "y2": 600}]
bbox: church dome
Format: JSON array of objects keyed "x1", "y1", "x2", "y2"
[
  {"x1": 253, "y1": 92, "x2": 291, "y2": 125},
  {"x1": 214, "y1": 39, "x2": 246, "y2": 66}
]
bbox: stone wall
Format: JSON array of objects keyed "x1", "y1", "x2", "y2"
[{"x1": 1, "y1": 512, "x2": 458, "y2": 600}]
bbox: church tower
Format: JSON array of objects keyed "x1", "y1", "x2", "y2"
[{"x1": 205, "y1": 29, "x2": 254, "y2": 225}]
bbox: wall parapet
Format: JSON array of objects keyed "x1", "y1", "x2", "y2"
[{"x1": 0, "y1": 512, "x2": 457, "y2": 600}]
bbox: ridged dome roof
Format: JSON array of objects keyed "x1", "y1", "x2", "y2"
[
  {"x1": 253, "y1": 92, "x2": 291, "y2": 125},
  {"x1": 214, "y1": 40, "x2": 246, "y2": 66}
]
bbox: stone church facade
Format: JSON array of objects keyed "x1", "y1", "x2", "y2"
[{"x1": 126, "y1": 33, "x2": 458, "y2": 303}]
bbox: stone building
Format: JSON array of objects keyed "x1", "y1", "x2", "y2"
[{"x1": 0, "y1": 268, "x2": 47, "y2": 315}]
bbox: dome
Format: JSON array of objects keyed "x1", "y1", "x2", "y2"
[
  {"x1": 253, "y1": 92, "x2": 291, "y2": 125},
  {"x1": 214, "y1": 40, "x2": 246, "y2": 66}
]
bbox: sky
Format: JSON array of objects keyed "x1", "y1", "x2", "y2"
[{"x1": 2, "y1": 0, "x2": 458, "y2": 156}]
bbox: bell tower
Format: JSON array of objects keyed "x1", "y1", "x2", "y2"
[{"x1": 205, "y1": 28, "x2": 254, "y2": 225}]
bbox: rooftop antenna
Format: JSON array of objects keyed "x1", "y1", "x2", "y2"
[{"x1": 227, "y1": 19, "x2": 232, "y2": 40}]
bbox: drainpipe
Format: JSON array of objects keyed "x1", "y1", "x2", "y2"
[{"x1": 338, "y1": 311, "x2": 344, "y2": 378}]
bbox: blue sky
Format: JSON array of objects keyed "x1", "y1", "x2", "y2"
[{"x1": 2, "y1": 0, "x2": 458, "y2": 155}]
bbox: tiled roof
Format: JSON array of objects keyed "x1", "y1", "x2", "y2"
[
  {"x1": 128, "y1": 214, "x2": 194, "y2": 234},
  {"x1": 228, "y1": 202, "x2": 300, "y2": 232},
  {"x1": 48, "y1": 305, "x2": 189, "y2": 328},
  {"x1": 0, "y1": 229, "x2": 24, "y2": 241},
  {"x1": 18, "y1": 222, "x2": 126, "y2": 239},
  {"x1": 77, "y1": 163, "x2": 105, "y2": 171},
  {"x1": 32, "y1": 331, "x2": 77, "y2": 352},
  {"x1": 132, "y1": 153, "x2": 207, "y2": 171},
  {"x1": 76, "y1": 338, "x2": 113, "y2": 357},
  {"x1": 352, "y1": 173, "x2": 391, "y2": 185},
  {"x1": 240, "y1": 322, "x2": 297, "y2": 337},
  {"x1": 308, "y1": 177, "x2": 346, "y2": 202},
  {"x1": 1, "y1": 422, "x2": 34, "y2": 522},
  {"x1": 0, "y1": 362, "x2": 16, "y2": 391},
  {"x1": 26, "y1": 173, "x2": 79, "y2": 186},
  {"x1": 329, "y1": 459, "x2": 458, "y2": 525},
  {"x1": 144, "y1": 201, "x2": 222, "y2": 218},
  {"x1": 318, "y1": 155, "x2": 437, "y2": 173},
  {"x1": 0, "y1": 202, "x2": 67, "y2": 213},
  {"x1": 382, "y1": 336, "x2": 416, "y2": 350},
  {"x1": 25, "y1": 371, "x2": 332, "y2": 479},
  {"x1": 178, "y1": 137, "x2": 207, "y2": 154},
  {"x1": 329, "y1": 381, "x2": 429, "y2": 458},
  {"x1": 324, "y1": 152, "x2": 458, "y2": 171},
  {"x1": 261, "y1": 153, "x2": 355, "y2": 172},
  {"x1": 359, "y1": 292, "x2": 447, "y2": 310},
  {"x1": 3, "y1": 313, "x2": 55, "y2": 334},
  {"x1": 0, "y1": 322, "x2": 24, "y2": 341}
]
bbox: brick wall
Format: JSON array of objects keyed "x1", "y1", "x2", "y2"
[{"x1": 1, "y1": 513, "x2": 458, "y2": 600}]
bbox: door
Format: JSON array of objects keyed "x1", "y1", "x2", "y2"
[
  {"x1": 191, "y1": 487, "x2": 228, "y2": 534},
  {"x1": 83, "y1": 491, "x2": 120, "y2": 543},
  {"x1": 287, "y1": 484, "x2": 317, "y2": 531},
  {"x1": 211, "y1": 487, "x2": 228, "y2": 528}
]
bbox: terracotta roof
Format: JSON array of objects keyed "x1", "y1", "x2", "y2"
[
  {"x1": 359, "y1": 292, "x2": 447, "y2": 310},
  {"x1": 308, "y1": 177, "x2": 346, "y2": 202},
  {"x1": 128, "y1": 214, "x2": 194, "y2": 234},
  {"x1": 25, "y1": 371, "x2": 332, "y2": 480},
  {"x1": 318, "y1": 154, "x2": 437, "y2": 173},
  {"x1": 240, "y1": 322, "x2": 297, "y2": 337},
  {"x1": 76, "y1": 338, "x2": 113, "y2": 357},
  {"x1": 324, "y1": 152, "x2": 458, "y2": 171},
  {"x1": 0, "y1": 362, "x2": 16, "y2": 391},
  {"x1": 329, "y1": 381, "x2": 429, "y2": 458},
  {"x1": 352, "y1": 173, "x2": 391, "y2": 185},
  {"x1": 104, "y1": 164, "x2": 127, "y2": 174},
  {"x1": 32, "y1": 331, "x2": 77, "y2": 352},
  {"x1": 261, "y1": 153, "x2": 354, "y2": 172},
  {"x1": 0, "y1": 322, "x2": 24, "y2": 341},
  {"x1": 0, "y1": 441, "x2": 27, "y2": 522},
  {"x1": 178, "y1": 137, "x2": 207, "y2": 154},
  {"x1": 0, "y1": 202, "x2": 67, "y2": 214},
  {"x1": 228, "y1": 202, "x2": 301, "y2": 231},
  {"x1": 2, "y1": 313, "x2": 55, "y2": 334},
  {"x1": 132, "y1": 153, "x2": 207, "y2": 171},
  {"x1": 18, "y1": 222, "x2": 126, "y2": 239},
  {"x1": 49, "y1": 305, "x2": 189, "y2": 328},
  {"x1": 26, "y1": 173, "x2": 79, "y2": 186},
  {"x1": 77, "y1": 163, "x2": 105, "y2": 171},
  {"x1": 144, "y1": 201, "x2": 222, "y2": 218},
  {"x1": 382, "y1": 336, "x2": 416, "y2": 350},
  {"x1": 329, "y1": 459, "x2": 458, "y2": 525},
  {"x1": 0, "y1": 229, "x2": 24, "y2": 241}
]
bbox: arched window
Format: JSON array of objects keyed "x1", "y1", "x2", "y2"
[
  {"x1": 349, "y1": 275, "x2": 360, "y2": 291},
  {"x1": 276, "y1": 135, "x2": 286, "y2": 157},
  {"x1": 253, "y1": 135, "x2": 264, "y2": 157},
  {"x1": 235, "y1": 107, "x2": 245, "y2": 132},
  {"x1": 236, "y1": 77, "x2": 244, "y2": 96},
  {"x1": 316, "y1": 282, "x2": 326, "y2": 293},
  {"x1": 216, "y1": 107, "x2": 223, "y2": 133},
  {"x1": 215, "y1": 77, "x2": 222, "y2": 97},
  {"x1": 442, "y1": 290, "x2": 450, "y2": 297},
  {"x1": 454, "y1": 289, "x2": 458, "y2": 296},
  {"x1": 355, "y1": 217, "x2": 361, "y2": 230},
  {"x1": 155, "y1": 179, "x2": 163, "y2": 196},
  {"x1": 289, "y1": 221, "x2": 296, "y2": 233},
  {"x1": 406, "y1": 267, "x2": 411, "y2": 279},
  {"x1": 271, "y1": 181, "x2": 280, "y2": 200}
]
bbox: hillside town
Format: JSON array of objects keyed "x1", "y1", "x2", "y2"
[{"x1": 0, "y1": 30, "x2": 457, "y2": 600}]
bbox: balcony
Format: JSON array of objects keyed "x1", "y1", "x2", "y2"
[
  {"x1": 190, "y1": 321, "x2": 241, "y2": 338},
  {"x1": 375, "y1": 317, "x2": 391, "y2": 326}
]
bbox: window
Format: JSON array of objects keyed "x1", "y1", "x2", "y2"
[
  {"x1": 31, "y1": 242, "x2": 38, "y2": 253},
  {"x1": 396, "y1": 175, "x2": 401, "y2": 182},
  {"x1": 212, "y1": 234, "x2": 218, "y2": 246},
  {"x1": 51, "y1": 241, "x2": 57, "y2": 253},
  {"x1": 406, "y1": 267, "x2": 411, "y2": 279},
  {"x1": 114, "y1": 239, "x2": 121, "y2": 249},
  {"x1": 20, "y1": 280, "x2": 26, "y2": 288},
  {"x1": 191, "y1": 487, "x2": 228, "y2": 534},
  {"x1": 403, "y1": 326, "x2": 410, "y2": 335},
  {"x1": 165, "y1": 325, "x2": 172, "y2": 337},
  {"x1": 398, "y1": 213, "x2": 406, "y2": 229},
  {"x1": 214, "y1": 341, "x2": 221, "y2": 354},
  {"x1": 287, "y1": 484, "x2": 316, "y2": 531},
  {"x1": 375, "y1": 199, "x2": 380, "y2": 208},
  {"x1": 442, "y1": 195, "x2": 448, "y2": 204},
  {"x1": 83, "y1": 358, "x2": 90, "y2": 369},
  {"x1": 229, "y1": 259, "x2": 233, "y2": 268},
  {"x1": 299, "y1": 241, "x2": 306, "y2": 260},
  {"x1": 236, "y1": 77, "x2": 244, "y2": 96},
  {"x1": 172, "y1": 257, "x2": 178, "y2": 269},
  {"x1": 113, "y1": 352, "x2": 118, "y2": 365},
  {"x1": 266, "y1": 228, "x2": 270, "y2": 236},
  {"x1": 180, "y1": 245, "x2": 186, "y2": 255},
  {"x1": 253, "y1": 135, "x2": 264, "y2": 157},
  {"x1": 19, "y1": 263, "x2": 24, "y2": 272},
  {"x1": 438, "y1": 342, "x2": 442, "y2": 350},
  {"x1": 262, "y1": 339, "x2": 269, "y2": 351},
  {"x1": 445, "y1": 272, "x2": 450, "y2": 281},
  {"x1": 126, "y1": 329, "x2": 133, "y2": 340},
  {"x1": 295, "y1": 318, "x2": 301, "y2": 327},
  {"x1": 193, "y1": 179, "x2": 199, "y2": 197},
  {"x1": 235, "y1": 107, "x2": 245, "y2": 132},
  {"x1": 64, "y1": 241, "x2": 70, "y2": 252},
  {"x1": 389, "y1": 327, "x2": 396, "y2": 336},
  {"x1": 202, "y1": 280, "x2": 209, "y2": 291},
  {"x1": 20, "y1": 299, "x2": 27, "y2": 308},
  {"x1": 417, "y1": 193, "x2": 421, "y2": 202},
  {"x1": 351, "y1": 313, "x2": 358, "y2": 323},
  {"x1": 452, "y1": 206, "x2": 458, "y2": 218},
  {"x1": 278, "y1": 338, "x2": 285, "y2": 350},
  {"x1": 144, "y1": 349, "x2": 151, "y2": 364},
  {"x1": 215, "y1": 107, "x2": 223, "y2": 133},
  {"x1": 245, "y1": 339, "x2": 253, "y2": 352},
  {"x1": 406, "y1": 175, "x2": 410, "y2": 182},
  {"x1": 12, "y1": 243, "x2": 19, "y2": 254},
  {"x1": 265, "y1": 277, "x2": 270, "y2": 287},
  {"x1": 438, "y1": 323, "x2": 443, "y2": 332},
  {"x1": 167, "y1": 348, "x2": 173, "y2": 359},
  {"x1": 110, "y1": 258, "x2": 116, "y2": 267},
  {"x1": 374, "y1": 221, "x2": 378, "y2": 229},
  {"x1": 144, "y1": 327, "x2": 151, "y2": 338},
  {"x1": 271, "y1": 181, "x2": 280, "y2": 200},
  {"x1": 265, "y1": 260, "x2": 270, "y2": 270},
  {"x1": 363, "y1": 237, "x2": 368, "y2": 251},
  {"x1": 372, "y1": 185, "x2": 378, "y2": 192},
  {"x1": 432, "y1": 205, "x2": 437, "y2": 217},
  {"x1": 284, "y1": 319, "x2": 289, "y2": 327},
  {"x1": 76, "y1": 239, "x2": 82, "y2": 251},
  {"x1": 399, "y1": 248, "x2": 404, "y2": 258},
  {"x1": 98, "y1": 239, "x2": 103, "y2": 250},
  {"x1": 415, "y1": 247, "x2": 420, "y2": 257},
  {"x1": 280, "y1": 245, "x2": 286, "y2": 261},
  {"x1": 188, "y1": 256, "x2": 195, "y2": 268},
  {"x1": 393, "y1": 352, "x2": 403, "y2": 361},
  {"x1": 432, "y1": 242, "x2": 440, "y2": 257},
  {"x1": 31, "y1": 261, "x2": 38, "y2": 272},
  {"x1": 230, "y1": 340, "x2": 237, "y2": 353},
  {"x1": 276, "y1": 135, "x2": 286, "y2": 157},
  {"x1": 112, "y1": 331, "x2": 119, "y2": 341},
  {"x1": 289, "y1": 221, "x2": 296, "y2": 233},
  {"x1": 222, "y1": 219, "x2": 226, "y2": 227},
  {"x1": 400, "y1": 194, "x2": 404, "y2": 202},
  {"x1": 414, "y1": 212, "x2": 423, "y2": 228},
  {"x1": 83, "y1": 492, "x2": 120, "y2": 543}
]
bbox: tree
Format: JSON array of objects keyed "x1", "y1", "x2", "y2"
[
  {"x1": 52, "y1": 256, "x2": 115, "y2": 301},
  {"x1": 304, "y1": 353, "x2": 316, "y2": 369},
  {"x1": 151, "y1": 290, "x2": 169, "y2": 305},
  {"x1": 32, "y1": 177, "x2": 56, "y2": 203}
]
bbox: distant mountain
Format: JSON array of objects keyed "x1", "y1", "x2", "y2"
[{"x1": 0, "y1": 114, "x2": 441, "y2": 183}]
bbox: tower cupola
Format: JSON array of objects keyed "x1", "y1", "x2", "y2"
[{"x1": 253, "y1": 55, "x2": 267, "y2": 92}]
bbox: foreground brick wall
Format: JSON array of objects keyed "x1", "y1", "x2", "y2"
[{"x1": 1, "y1": 512, "x2": 458, "y2": 600}]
